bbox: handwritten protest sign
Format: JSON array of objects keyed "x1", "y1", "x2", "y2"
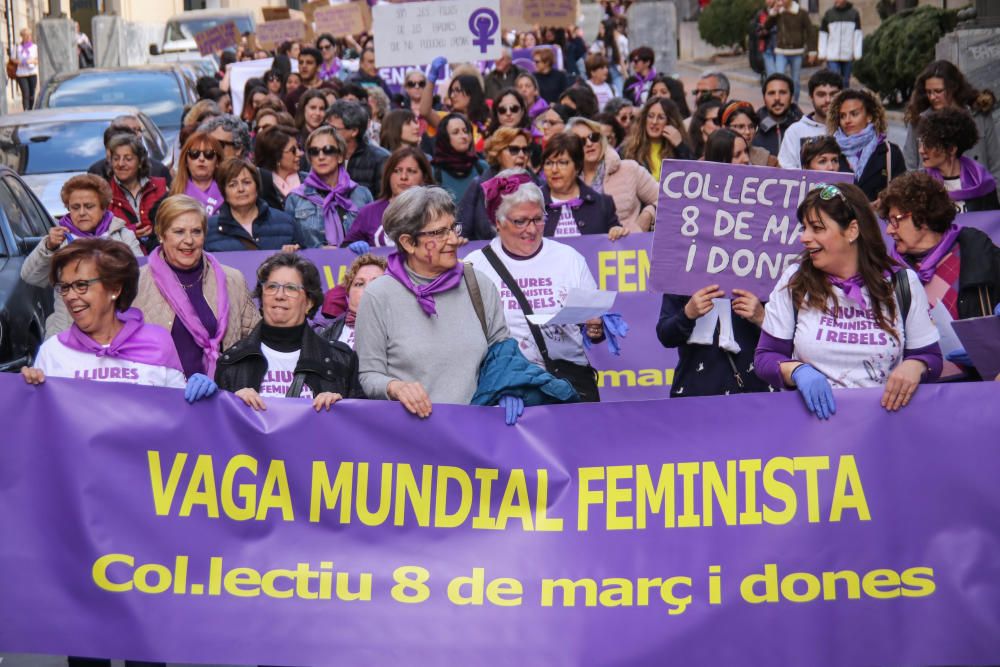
[
  {"x1": 373, "y1": 0, "x2": 502, "y2": 68},
  {"x1": 255, "y1": 18, "x2": 307, "y2": 51},
  {"x1": 650, "y1": 160, "x2": 851, "y2": 296},
  {"x1": 522, "y1": 0, "x2": 579, "y2": 27},
  {"x1": 193, "y1": 22, "x2": 240, "y2": 56},
  {"x1": 314, "y1": 3, "x2": 367, "y2": 37},
  {"x1": 500, "y1": 0, "x2": 532, "y2": 31}
]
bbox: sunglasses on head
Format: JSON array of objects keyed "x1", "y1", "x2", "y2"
[
  {"x1": 405, "y1": 79, "x2": 427, "y2": 88},
  {"x1": 818, "y1": 184, "x2": 858, "y2": 220},
  {"x1": 497, "y1": 104, "x2": 521, "y2": 115},
  {"x1": 307, "y1": 145, "x2": 340, "y2": 157},
  {"x1": 187, "y1": 149, "x2": 217, "y2": 161}
]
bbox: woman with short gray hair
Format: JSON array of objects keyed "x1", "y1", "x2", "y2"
[
  {"x1": 466, "y1": 170, "x2": 607, "y2": 401},
  {"x1": 355, "y1": 186, "x2": 512, "y2": 418}
]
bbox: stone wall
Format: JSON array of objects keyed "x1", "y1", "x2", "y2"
[{"x1": 629, "y1": 0, "x2": 679, "y2": 75}]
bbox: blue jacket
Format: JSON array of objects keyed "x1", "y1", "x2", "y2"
[
  {"x1": 206, "y1": 200, "x2": 302, "y2": 252},
  {"x1": 472, "y1": 338, "x2": 579, "y2": 406},
  {"x1": 284, "y1": 181, "x2": 373, "y2": 248}
]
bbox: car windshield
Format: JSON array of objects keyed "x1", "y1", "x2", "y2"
[
  {"x1": 0, "y1": 121, "x2": 119, "y2": 175},
  {"x1": 166, "y1": 16, "x2": 254, "y2": 41},
  {"x1": 44, "y1": 72, "x2": 184, "y2": 130}
]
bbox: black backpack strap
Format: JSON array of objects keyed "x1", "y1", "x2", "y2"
[
  {"x1": 462, "y1": 263, "x2": 489, "y2": 340},
  {"x1": 481, "y1": 245, "x2": 554, "y2": 365},
  {"x1": 892, "y1": 268, "x2": 911, "y2": 323}
]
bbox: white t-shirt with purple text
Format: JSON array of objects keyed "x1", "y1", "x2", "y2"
[
  {"x1": 763, "y1": 265, "x2": 939, "y2": 388},
  {"x1": 34, "y1": 337, "x2": 187, "y2": 388},
  {"x1": 258, "y1": 345, "x2": 314, "y2": 399}
]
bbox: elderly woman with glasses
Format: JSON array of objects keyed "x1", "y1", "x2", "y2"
[
  {"x1": 567, "y1": 117, "x2": 658, "y2": 232},
  {"x1": 206, "y1": 158, "x2": 303, "y2": 252},
  {"x1": 540, "y1": 133, "x2": 626, "y2": 240},
  {"x1": 216, "y1": 252, "x2": 362, "y2": 412},
  {"x1": 355, "y1": 186, "x2": 510, "y2": 418},
  {"x1": 169, "y1": 131, "x2": 225, "y2": 215},
  {"x1": 465, "y1": 170, "x2": 607, "y2": 402},
  {"x1": 284, "y1": 126, "x2": 373, "y2": 248}
]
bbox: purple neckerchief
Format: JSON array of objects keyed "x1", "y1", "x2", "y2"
[
  {"x1": 626, "y1": 67, "x2": 656, "y2": 103},
  {"x1": 827, "y1": 271, "x2": 892, "y2": 309},
  {"x1": 57, "y1": 308, "x2": 183, "y2": 372},
  {"x1": 293, "y1": 169, "x2": 359, "y2": 246},
  {"x1": 59, "y1": 210, "x2": 113, "y2": 239},
  {"x1": 385, "y1": 252, "x2": 464, "y2": 317},
  {"x1": 318, "y1": 59, "x2": 341, "y2": 80},
  {"x1": 888, "y1": 224, "x2": 963, "y2": 284},
  {"x1": 184, "y1": 179, "x2": 224, "y2": 216},
  {"x1": 482, "y1": 172, "x2": 534, "y2": 224},
  {"x1": 927, "y1": 157, "x2": 997, "y2": 202},
  {"x1": 528, "y1": 97, "x2": 549, "y2": 120},
  {"x1": 148, "y1": 247, "x2": 230, "y2": 377},
  {"x1": 548, "y1": 198, "x2": 583, "y2": 209}
]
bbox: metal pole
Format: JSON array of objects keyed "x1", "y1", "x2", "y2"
[{"x1": 46, "y1": 0, "x2": 64, "y2": 19}]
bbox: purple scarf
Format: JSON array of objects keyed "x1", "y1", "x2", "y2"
[
  {"x1": 386, "y1": 252, "x2": 464, "y2": 317},
  {"x1": 148, "y1": 247, "x2": 230, "y2": 377},
  {"x1": 59, "y1": 210, "x2": 113, "y2": 239},
  {"x1": 626, "y1": 67, "x2": 656, "y2": 104},
  {"x1": 888, "y1": 224, "x2": 963, "y2": 284},
  {"x1": 294, "y1": 169, "x2": 358, "y2": 246},
  {"x1": 318, "y1": 59, "x2": 341, "y2": 80},
  {"x1": 927, "y1": 157, "x2": 997, "y2": 202},
  {"x1": 58, "y1": 308, "x2": 183, "y2": 372},
  {"x1": 481, "y1": 172, "x2": 534, "y2": 224},
  {"x1": 184, "y1": 179, "x2": 224, "y2": 216},
  {"x1": 828, "y1": 271, "x2": 894, "y2": 309},
  {"x1": 548, "y1": 198, "x2": 583, "y2": 209}
]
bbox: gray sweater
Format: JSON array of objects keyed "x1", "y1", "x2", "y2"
[{"x1": 355, "y1": 263, "x2": 509, "y2": 404}]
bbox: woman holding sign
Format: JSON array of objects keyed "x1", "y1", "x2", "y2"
[{"x1": 754, "y1": 183, "x2": 942, "y2": 419}]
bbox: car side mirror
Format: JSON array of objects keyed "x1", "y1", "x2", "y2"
[{"x1": 149, "y1": 44, "x2": 160, "y2": 56}]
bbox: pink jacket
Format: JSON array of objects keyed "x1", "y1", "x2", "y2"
[{"x1": 596, "y1": 148, "x2": 659, "y2": 231}]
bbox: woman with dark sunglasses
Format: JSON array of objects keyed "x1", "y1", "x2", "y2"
[
  {"x1": 169, "y1": 131, "x2": 225, "y2": 217},
  {"x1": 284, "y1": 126, "x2": 373, "y2": 248},
  {"x1": 315, "y1": 33, "x2": 342, "y2": 82},
  {"x1": 567, "y1": 116, "x2": 658, "y2": 232},
  {"x1": 755, "y1": 183, "x2": 942, "y2": 419}
]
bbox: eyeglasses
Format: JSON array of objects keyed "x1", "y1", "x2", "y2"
[
  {"x1": 543, "y1": 159, "x2": 573, "y2": 170},
  {"x1": 818, "y1": 184, "x2": 858, "y2": 220},
  {"x1": 216, "y1": 139, "x2": 236, "y2": 149},
  {"x1": 727, "y1": 122, "x2": 754, "y2": 133},
  {"x1": 630, "y1": 56, "x2": 643, "y2": 63},
  {"x1": 187, "y1": 149, "x2": 217, "y2": 161},
  {"x1": 535, "y1": 117, "x2": 563, "y2": 129},
  {"x1": 405, "y1": 79, "x2": 427, "y2": 88},
  {"x1": 504, "y1": 145, "x2": 529, "y2": 156},
  {"x1": 54, "y1": 277, "x2": 101, "y2": 296},
  {"x1": 262, "y1": 281, "x2": 305, "y2": 296},
  {"x1": 319, "y1": 44, "x2": 335, "y2": 51},
  {"x1": 504, "y1": 215, "x2": 545, "y2": 229},
  {"x1": 415, "y1": 222, "x2": 463, "y2": 240},
  {"x1": 693, "y1": 88, "x2": 725, "y2": 96},
  {"x1": 885, "y1": 212, "x2": 912, "y2": 228},
  {"x1": 449, "y1": 88, "x2": 467, "y2": 97},
  {"x1": 497, "y1": 104, "x2": 521, "y2": 115},
  {"x1": 283, "y1": 145, "x2": 302, "y2": 154},
  {"x1": 307, "y1": 145, "x2": 340, "y2": 157}
]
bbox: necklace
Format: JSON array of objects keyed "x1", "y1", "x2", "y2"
[{"x1": 179, "y1": 266, "x2": 204, "y2": 290}]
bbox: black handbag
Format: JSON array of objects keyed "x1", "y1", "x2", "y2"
[{"x1": 481, "y1": 246, "x2": 600, "y2": 402}]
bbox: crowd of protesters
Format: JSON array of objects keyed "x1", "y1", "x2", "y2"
[{"x1": 16, "y1": 9, "x2": 1000, "y2": 477}]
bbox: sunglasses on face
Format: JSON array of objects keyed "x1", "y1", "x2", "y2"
[
  {"x1": 497, "y1": 104, "x2": 521, "y2": 115},
  {"x1": 187, "y1": 149, "x2": 217, "y2": 161},
  {"x1": 405, "y1": 79, "x2": 427, "y2": 88},
  {"x1": 581, "y1": 132, "x2": 601, "y2": 145},
  {"x1": 308, "y1": 145, "x2": 340, "y2": 157},
  {"x1": 504, "y1": 145, "x2": 529, "y2": 156}
]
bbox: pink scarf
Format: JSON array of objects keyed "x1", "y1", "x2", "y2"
[
  {"x1": 58, "y1": 308, "x2": 183, "y2": 372},
  {"x1": 148, "y1": 247, "x2": 230, "y2": 377}
]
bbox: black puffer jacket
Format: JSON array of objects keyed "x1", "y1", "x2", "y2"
[
  {"x1": 954, "y1": 227, "x2": 1000, "y2": 320},
  {"x1": 216, "y1": 322, "x2": 364, "y2": 398},
  {"x1": 347, "y1": 139, "x2": 390, "y2": 200}
]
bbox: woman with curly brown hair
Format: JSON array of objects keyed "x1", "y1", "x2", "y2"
[
  {"x1": 828, "y1": 88, "x2": 905, "y2": 201},
  {"x1": 755, "y1": 183, "x2": 941, "y2": 419},
  {"x1": 916, "y1": 107, "x2": 999, "y2": 213},
  {"x1": 903, "y1": 60, "x2": 1000, "y2": 183},
  {"x1": 620, "y1": 96, "x2": 691, "y2": 183},
  {"x1": 877, "y1": 171, "x2": 1000, "y2": 378}
]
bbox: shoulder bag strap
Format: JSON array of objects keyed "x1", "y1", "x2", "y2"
[
  {"x1": 286, "y1": 372, "x2": 308, "y2": 398},
  {"x1": 481, "y1": 245, "x2": 554, "y2": 365},
  {"x1": 462, "y1": 263, "x2": 489, "y2": 340},
  {"x1": 892, "y1": 268, "x2": 911, "y2": 323}
]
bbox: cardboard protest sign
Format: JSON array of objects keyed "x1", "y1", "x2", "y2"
[
  {"x1": 373, "y1": 0, "x2": 502, "y2": 68},
  {"x1": 501, "y1": 0, "x2": 532, "y2": 31},
  {"x1": 193, "y1": 22, "x2": 240, "y2": 56},
  {"x1": 262, "y1": 7, "x2": 291, "y2": 21},
  {"x1": 521, "y1": 0, "x2": 579, "y2": 28},
  {"x1": 314, "y1": 3, "x2": 367, "y2": 37},
  {"x1": 255, "y1": 19, "x2": 307, "y2": 51},
  {"x1": 650, "y1": 161, "x2": 851, "y2": 296}
]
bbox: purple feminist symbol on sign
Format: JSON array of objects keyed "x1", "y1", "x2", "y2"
[{"x1": 469, "y1": 8, "x2": 499, "y2": 54}]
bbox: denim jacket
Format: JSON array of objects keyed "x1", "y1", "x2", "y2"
[{"x1": 284, "y1": 181, "x2": 373, "y2": 248}]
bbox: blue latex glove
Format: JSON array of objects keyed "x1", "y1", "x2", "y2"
[
  {"x1": 946, "y1": 348, "x2": 974, "y2": 367},
  {"x1": 184, "y1": 373, "x2": 218, "y2": 404},
  {"x1": 581, "y1": 313, "x2": 629, "y2": 356},
  {"x1": 348, "y1": 240, "x2": 370, "y2": 255},
  {"x1": 498, "y1": 395, "x2": 524, "y2": 426},
  {"x1": 995, "y1": 302, "x2": 1000, "y2": 316},
  {"x1": 428, "y1": 56, "x2": 448, "y2": 85},
  {"x1": 792, "y1": 364, "x2": 836, "y2": 420}
]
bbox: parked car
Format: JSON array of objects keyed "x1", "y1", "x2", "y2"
[
  {"x1": 35, "y1": 65, "x2": 197, "y2": 149},
  {"x1": 0, "y1": 166, "x2": 55, "y2": 372},
  {"x1": 0, "y1": 106, "x2": 172, "y2": 218},
  {"x1": 150, "y1": 9, "x2": 256, "y2": 56}
]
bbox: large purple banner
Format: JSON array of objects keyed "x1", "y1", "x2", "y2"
[{"x1": 1, "y1": 374, "x2": 999, "y2": 664}]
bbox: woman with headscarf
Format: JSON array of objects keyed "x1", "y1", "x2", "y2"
[
  {"x1": 432, "y1": 112, "x2": 488, "y2": 204},
  {"x1": 828, "y1": 88, "x2": 905, "y2": 202},
  {"x1": 21, "y1": 174, "x2": 142, "y2": 338},
  {"x1": 284, "y1": 127, "x2": 373, "y2": 248}
]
